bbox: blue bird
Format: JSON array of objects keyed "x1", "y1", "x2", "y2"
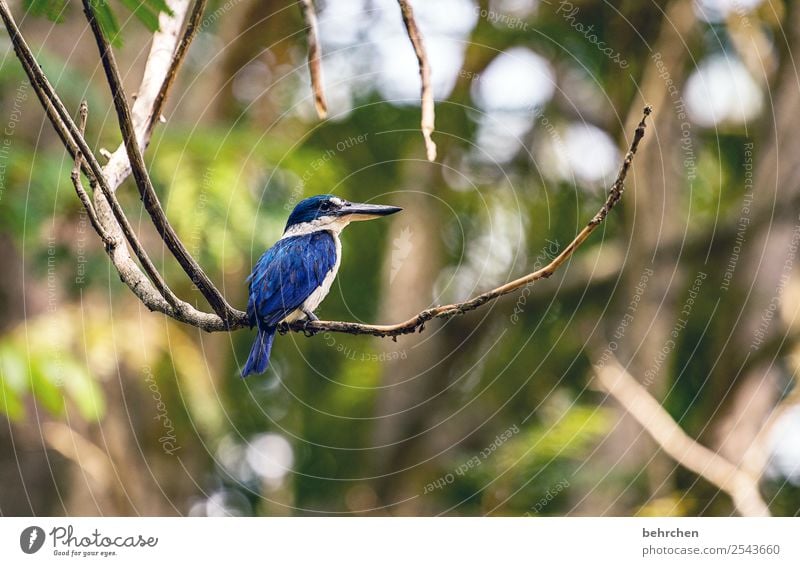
[{"x1": 241, "y1": 194, "x2": 402, "y2": 377}]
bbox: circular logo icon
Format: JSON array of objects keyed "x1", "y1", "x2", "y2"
[{"x1": 19, "y1": 526, "x2": 45, "y2": 554}]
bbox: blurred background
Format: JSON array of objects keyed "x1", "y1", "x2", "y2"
[{"x1": 1, "y1": 0, "x2": 799, "y2": 516}]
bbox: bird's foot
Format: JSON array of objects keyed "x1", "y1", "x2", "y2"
[
  {"x1": 301, "y1": 320, "x2": 316, "y2": 337},
  {"x1": 277, "y1": 322, "x2": 290, "y2": 335},
  {"x1": 301, "y1": 310, "x2": 319, "y2": 337},
  {"x1": 302, "y1": 309, "x2": 319, "y2": 322}
]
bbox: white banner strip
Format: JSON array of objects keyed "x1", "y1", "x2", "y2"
[{"x1": 1, "y1": 518, "x2": 798, "y2": 565}]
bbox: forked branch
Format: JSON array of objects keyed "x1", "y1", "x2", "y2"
[
  {"x1": 82, "y1": 0, "x2": 238, "y2": 325},
  {"x1": 0, "y1": 0, "x2": 229, "y2": 329},
  {"x1": 0, "y1": 0, "x2": 189, "y2": 312}
]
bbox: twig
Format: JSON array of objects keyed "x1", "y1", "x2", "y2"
[
  {"x1": 398, "y1": 0, "x2": 436, "y2": 161},
  {"x1": 82, "y1": 0, "x2": 238, "y2": 326},
  {"x1": 70, "y1": 101, "x2": 112, "y2": 247},
  {"x1": 299, "y1": 0, "x2": 327, "y2": 119},
  {"x1": 592, "y1": 352, "x2": 770, "y2": 517},
  {"x1": 286, "y1": 106, "x2": 653, "y2": 337}
]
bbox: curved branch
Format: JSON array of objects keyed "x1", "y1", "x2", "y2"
[
  {"x1": 398, "y1": 0, "x2": 436, "y2": 162},
  {"x1": 592, "y1": 351, "x2": 770, "y2": 517},
  {"x1": 83, "y1": 0, "x2": 238, "y2": 325},
  {"x1": 89, "y1": 103, "x2": 652, "y2": 334},
  {"x1": 299, "y1": 0, "x2": 327, "y2": 119},
  {"x1": 285, "y1": 106, "x2": 652, "y2": 337}
]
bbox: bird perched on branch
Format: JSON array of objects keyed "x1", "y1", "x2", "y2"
[{"x1": 242, "y1": 194, "x2": 402, "y2": 377}]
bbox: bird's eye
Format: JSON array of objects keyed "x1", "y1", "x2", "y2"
[{"x1": 321, "y1": 201, "x2": 332, "y2": 211}]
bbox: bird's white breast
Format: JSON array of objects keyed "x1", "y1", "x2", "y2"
[
  {"x1": 301, "y1": 231, "x2": 341, "y2": 312},
  {"x1": 279, "y1": 229, "x2": 342, "y2": 323}
]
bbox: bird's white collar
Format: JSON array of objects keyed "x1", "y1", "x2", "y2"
[{"x1": 281, "y1": 215, "x2": 352, "y2": 239}]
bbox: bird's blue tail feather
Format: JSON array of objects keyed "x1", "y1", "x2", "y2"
[{"x1": 241, "y1": 326, "x2": 276, "y2": 378}]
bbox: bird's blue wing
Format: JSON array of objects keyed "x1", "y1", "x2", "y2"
[{"x1": 247, "y1": 231, "x2": 337, "y2": 329}]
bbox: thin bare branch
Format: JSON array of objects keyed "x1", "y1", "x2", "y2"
[
  {"x1": 299, "y1": 0, "x2": 327, "y2": 119},
  {"x1": 398, "y1": 0, "x2": 436, "y2": 161},
  {"x1": 82, "y1": 0, "x2": 238, "y2": 326},
  {"x1": 70, "y1": 101, "x2": 112, "y2": 246},
  {"x1": 592, "y1": 352, "x2": 770, "y2": 517},
  {"x1": 286, "y1": 106, "x2": 652, "y2": 337}
]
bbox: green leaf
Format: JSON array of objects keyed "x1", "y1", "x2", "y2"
[
  {"x1": 142, "y1": 0, "x2": 173, "y2": 17},
  {"x1": 0, "y1": 346, "x2": 27, "y2": 420},
  {"x1": 23, "y1": 0, "x2": 69, "y2": 22},
  {"x1": 0, "y1": 379, "x2": 25, "y2": 420},
  {"x1": 61, "y1": 359, "x2": 106, "y2": 421},
  {"x1": 29, "y1": 360, "x2": 65, "y2": 416},
  {"x1": 25, "y1": 0, "x2": 175, "y2": 45},
  {"x1": 0, "y1": 344, "x2": 27, "y2": 393},
  {"x1": 120, "y1": 0, "x2": 160, "y2": 32},
  {"x1": 119, "y1": 0, "x2": 174, "y2": 33},
  {"x1": 92, "y1": 1, "x2": 122, "y2": 47}
]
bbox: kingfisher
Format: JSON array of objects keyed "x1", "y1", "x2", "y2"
[{"x1": 241, "y1": 194, "x2": 402, "y2": 377}]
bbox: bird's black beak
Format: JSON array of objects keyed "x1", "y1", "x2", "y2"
[{"x1": 338, "y1": 202, "x2": 402, "y2": 221}]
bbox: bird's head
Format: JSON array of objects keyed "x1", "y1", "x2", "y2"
[{"x1": 284, "y1": 194, "x2": 402, "y2": 235}]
